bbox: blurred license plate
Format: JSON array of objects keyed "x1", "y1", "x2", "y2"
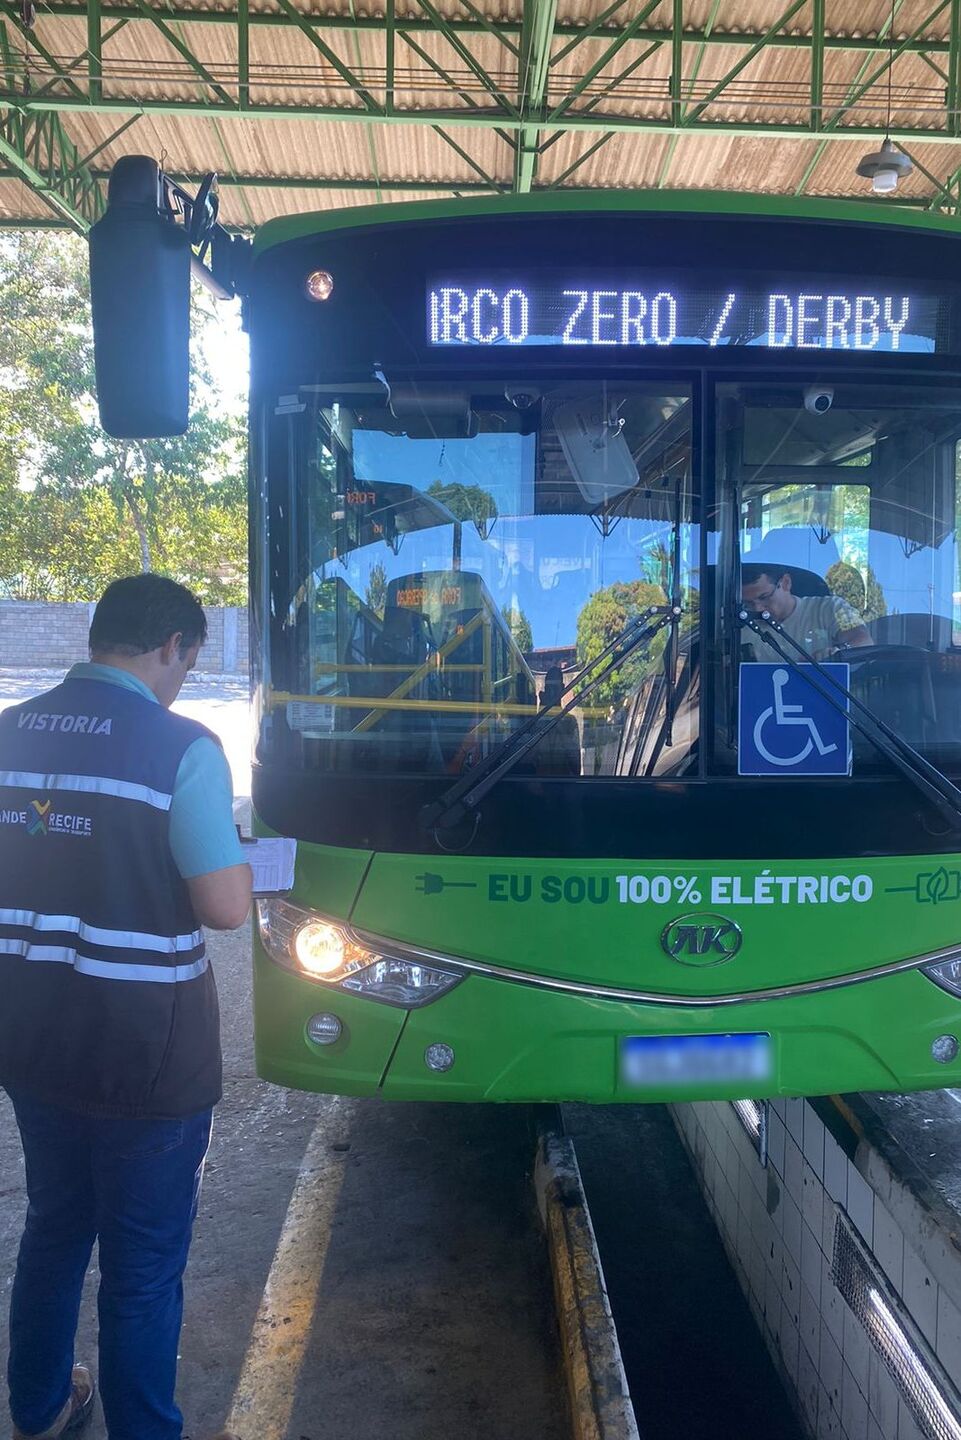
[{"x1": 621, "y1": 1033, "x2": 773, "y2": 1089}]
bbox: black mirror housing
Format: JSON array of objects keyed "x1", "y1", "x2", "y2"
[{"x1": 89, "y1": 155, "x2": 191, "y2": 438}]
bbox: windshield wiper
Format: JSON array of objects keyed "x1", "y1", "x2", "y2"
[
  {"x1": 662, "y1": 478, "x2": 684, "y2": 748},
  {"x1": 421, "y1": 604, "x2": 681, "y2": 840},
  {"x1": 738, "y1": 609, "x2": 961, "y2": 830}
]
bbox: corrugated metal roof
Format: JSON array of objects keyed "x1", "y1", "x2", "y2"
[{"x1": 2, "y1": 0, "x2": 961, "y2": 231}]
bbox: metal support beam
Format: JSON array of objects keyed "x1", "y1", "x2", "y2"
[
  {"x1": 412, "y1": 0, "x2": 517, "y2": 114},
  {"x1": 949, "y1": 0, "x2": 961, "y2": 134},
  {"x1": 237, "y1": 0, "x2": 248, "y2": 109},
  {"x1": 822, "y1": 0, "x2": 951, "y2": 129},
  {"x1": 9, "y1": 4, "x2": 961, "y2": 58},
  {"x1": 12, "y1": 91, "x2": 961, "y2": 148},
  {"x1": 86, "y1": 0, "x2": 102, "y2": 104},
  {"x1": 670, "y1": 0, "x2": 683, "y2": 128},
  {"x1": 1, "y1": 0, "x2": 961, "y2": 225},
  {"x1": 810, "y1": 0, "x2": 824, "y2": 132},
  {"x1": 514, "y1": 0, "x2": 557, "y2": 192},
  {"x1": 0, "y1": 107, "x2": 105, "y2": 228},
  {"x1": 685, "y1": 0, "x2": 807, "y2": 124},
  {"x1": 125, "y1": 0, "x2": 234, "y2": 108},
  {"x1": 795, "y1": 0, "x2": 904, "y2": 195},
  {"x1": 0, "y1": 4, "x2": 958, "y2": 145},
  {"x1": 0, "y1": 1, "x2": 86, "y2": 99},
  {"x1": 271, "y1": 0, "x2": 379, "y2": 112},
  {"x1": 547, "y1": 0, "x2": 663, "y2": 122}
]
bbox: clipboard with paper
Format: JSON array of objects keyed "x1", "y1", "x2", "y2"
[{"x1": 237, "y1": 832, "x2": 297, "y2": 896}]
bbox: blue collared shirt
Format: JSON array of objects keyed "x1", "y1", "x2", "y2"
[{"x1": 66, "y1": 662, "x2": 245, "y2": 879}]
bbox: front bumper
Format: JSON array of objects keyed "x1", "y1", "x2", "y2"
[{"x1": 252, "y1": 938, "x2": 961, "y2": 1102}]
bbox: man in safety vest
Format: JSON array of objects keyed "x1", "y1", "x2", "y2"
[{"x1": 0, "y1": 574, "x2": 252, "y2": 1440}]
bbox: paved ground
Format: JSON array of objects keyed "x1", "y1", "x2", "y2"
[{"x1": 0, "y1": 675, "x2": 566, "y2": 1440}]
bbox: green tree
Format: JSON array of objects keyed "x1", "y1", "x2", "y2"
[
  {"x1": 425, "y1": 479, "x2": 497, "y2": 528},
  {"x1": 365, "y1": 559, "x2": 388, "y2": 616},
  {"x1": 575, "y1": 580, "x2": 668, "y2": 709},
  {"x1": 505, "y1": 605, "x2": 532, "y2": 653},
  {"x1": 0, "y1": 231, "x2": 247, "y2": 603},
  {"x1": 826, "y1": 560, "x2": 887, "y2": 622}
]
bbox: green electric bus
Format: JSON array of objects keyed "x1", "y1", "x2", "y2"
[{"x1": 91, "y1": 172, "x2": 961, "y2": 1102}]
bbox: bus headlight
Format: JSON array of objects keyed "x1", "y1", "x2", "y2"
[
  {"x1": 294, "y1": 920, "x2": 350, "y2": 977},
  {"x1": 256, "y1": 900, "x2": 463, "y2": 1007},
  {"x1": 341, "y1": 958, "x2": 463, "y2": 1007},
  {"x1": 920, "y1": 950, "x2": 961, "y2": 997}
]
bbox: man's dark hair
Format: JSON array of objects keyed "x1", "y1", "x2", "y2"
[
  {"x1": 741, "y1": 562, "x2": 788, "y2": 587},
  {"x1": 89, "y1": 575, "x2": 207, "y2": 658}
]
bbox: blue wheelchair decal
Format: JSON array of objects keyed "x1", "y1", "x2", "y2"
[{"x1": 738, "y1": 663, "x2": 851, "y2": 777}]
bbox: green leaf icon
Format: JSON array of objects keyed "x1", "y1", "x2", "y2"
[{"x1": 925, "y1": 867, "x2": 951, "y2": 904}]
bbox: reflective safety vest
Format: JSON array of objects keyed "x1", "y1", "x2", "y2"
[{"x1": 0, "y1": 675, "x2": 222, "y2": 1118}]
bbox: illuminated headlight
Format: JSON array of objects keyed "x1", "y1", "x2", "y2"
[
  {"x1": 921, "y1": 950, "x2": 961, "y2": 997},
  {"x1": 257, "y1": 900, "x2": 463, "y2": 1008}
]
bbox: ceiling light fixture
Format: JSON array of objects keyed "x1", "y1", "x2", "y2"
[{"x1": 856, "y1": 0, "x2": 913, "y2": 195}]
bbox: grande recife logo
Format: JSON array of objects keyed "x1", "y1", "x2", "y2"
[{"x1": 27, "y1": 799, "x2": 50, "y2": 837}]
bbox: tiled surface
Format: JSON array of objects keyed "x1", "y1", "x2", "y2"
[{"x1": 671, "y1": 1099, "x2": 961, "y2": 1440}]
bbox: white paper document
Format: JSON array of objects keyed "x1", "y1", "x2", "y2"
[{"x1": 242, "y1": 837, "x2": 297, "y2": 895}]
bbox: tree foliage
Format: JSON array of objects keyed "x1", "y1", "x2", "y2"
[
  {"x1": 505, "y1": 605, "x2": 533, "y2": 654},
  {"x1": 425, "y1": 479, "x2": 497, "y2": 527},
  {"x1": 0, "y1": 231, "x2": 247, "y2": 604},
  {"x1": 365, "y1": 559, "x2": 388, "y2": 616},
  {"x1": 825, "y1": 560, "x2": 886, "y2": 622},
  {"x1": 575, "y1": 580, "x2": 668, "y2": 709}
]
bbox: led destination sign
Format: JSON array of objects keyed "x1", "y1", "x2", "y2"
[{"x1": 427, "y1": 279, "x2": 945, "y2": 353}]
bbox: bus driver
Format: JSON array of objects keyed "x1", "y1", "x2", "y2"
[{"x1": 740, "y1": 562, "x2": 872, "y2": 662}]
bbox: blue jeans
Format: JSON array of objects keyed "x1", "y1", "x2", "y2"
[{"x1": 6, "y1": 1091, "x2": 212, "y2": 1440}]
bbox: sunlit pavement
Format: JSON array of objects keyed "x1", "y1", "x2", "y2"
[
  {"x1": 0, "y1": 672, "x2": 564, "y2": 1439},
  {"x1": 0, "y1": 669, "x2": 253, "y2": 799}
]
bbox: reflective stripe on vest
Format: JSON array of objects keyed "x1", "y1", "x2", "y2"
[
  {"x1": 0, "y1": 770, "x2": 172, "y2": 811},
  {"x1": 0, "y1": 938, "x2": 208, "y2": 984},
  {"x1": 0, "y1": 908, "x2": 203, "y2": 954}
]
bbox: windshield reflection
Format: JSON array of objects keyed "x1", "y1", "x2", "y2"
[{"x1": 268, "y1": 380, "x2": 698, "y2": 778}]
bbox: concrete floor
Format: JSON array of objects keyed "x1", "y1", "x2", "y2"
[
  {"x1": 0, "y1": 931, "x2": 568, "y2": 1440},
  {"x1": 0, "y1": 673, "x2": 567, "y2": 1440}
]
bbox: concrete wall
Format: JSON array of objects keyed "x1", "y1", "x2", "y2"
[{"x1": 0, "y1": 601, "x2": 249, "y2": 673}]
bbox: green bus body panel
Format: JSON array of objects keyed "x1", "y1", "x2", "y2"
[
  {"x1": 251, "y1": 840, "x2": 961, "y2": 1100},
  {"x1": 253, "y1": 939, "x2": 405, "y2": 1094},
  {"x1": 251, "y1": 814, "x2": 372, "y2": 915},
  {"x1": 252, "y1": 927, "x2": 961, "y2": 1103},
  {"x1": 383, "y1": 969, "x2": 955, "y2": 1103},
  {"x1": 252, "y1": 190, "x2": 961, "y2": 260},
  {"x1": 351, "y1": 852, "x2": 961, "y2": 996}
]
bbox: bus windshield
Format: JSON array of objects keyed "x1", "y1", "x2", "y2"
[
  {"x1": 263, "y1": 379, "x2": 698, "y2": 779},
  {"x1": 261, "y1": 375, "x2": 961, "y2": 785},
  {"x1": 715, "y1": 380, "x2": 961, "y2": 776}
]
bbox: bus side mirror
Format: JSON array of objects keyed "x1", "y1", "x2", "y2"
[{"x1": 89, "y1": 155, "x2": 191, "y2": 438}]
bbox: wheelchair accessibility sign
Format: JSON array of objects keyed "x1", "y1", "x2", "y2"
[{"x1": 738, "y1": 664, "x2": 851, "y2": 776}]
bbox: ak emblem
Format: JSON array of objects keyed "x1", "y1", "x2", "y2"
[{"x1": 660, "y1": 912, "x2": 742, "y2": 966}]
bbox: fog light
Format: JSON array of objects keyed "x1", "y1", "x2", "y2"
[
  {"x1": 425, "y1": 1042, "x2": 455, "y2": 1072},
  {"x1": 932, "y1": 1034, "x2": 959, "y2": 1064},
  {"x1": 307, "y1": 1013, "x2": 343, "y2": 1046}
]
